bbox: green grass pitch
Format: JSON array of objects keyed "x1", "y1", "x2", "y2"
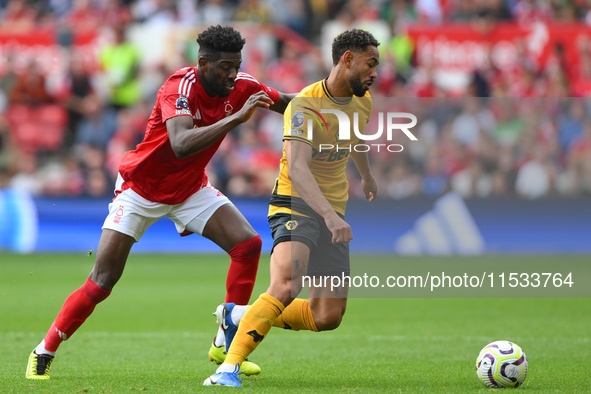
[{"x1": 1, "y1": 253, "x2": 589, "y2": 393}]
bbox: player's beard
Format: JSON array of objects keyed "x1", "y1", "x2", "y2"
[
  {"x1": 218, "y1": 85, "x2": 232, "y2": 97},
  {"x1": 349, "y1": 73, "x2": 367, "y2": 97},
  {"x1": 215, "y1": 78, "x2": 235, "y2": 97}
]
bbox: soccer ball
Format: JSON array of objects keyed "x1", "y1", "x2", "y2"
[{"x1": 475, "y1": 340, "x2": 528, "y2": 388}]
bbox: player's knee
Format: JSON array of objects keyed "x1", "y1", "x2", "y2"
[
  {"x1": 88, "y1": 274, "x2": 116, "y2": 292},
  {"x1": 314, "y1": 309, "x2": 346, "y2": 331},
  {"x1": 83, "y1": 277, "x2": 111, "y2": 303},
  {"x1": 236, "y1": 228, "x2": 260, "y2": 246},
  {"x1": 89, "y1": 267, "x2": 122, "y2": 291},
  {"x1": 314, "y1": 315, "x2": 343, "y2": 331},
  {"x1": 249, "y1": 234, "x2": 262, "y2": 252},
  {"x1": 267, "y1": 282, "x2": 294, "y2": 307},
  {"x1": 229, "y1": 234, "x2": 262, "y2": 258}
]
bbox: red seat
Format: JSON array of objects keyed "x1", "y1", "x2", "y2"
[{"x1": 6, "y1": 104, "x2": 67, "y2": 154}]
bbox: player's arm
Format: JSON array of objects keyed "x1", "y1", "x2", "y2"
[
  {"x1": 350, "y1": 150, "x2": 377, "y2": 202},
  {"x1": 166, "y1": 91, "x2": 274, "y2": 159},
  {"x1": 269, "y1": 92, "x2": 297, "y2": 114},
  {"x1": 286, "y1": 140, "x2": 353, "y2": 243}
]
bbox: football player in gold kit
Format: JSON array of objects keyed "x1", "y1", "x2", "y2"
[{"x1": 205, "y1": 28, "x2": 380, "y2": 387}]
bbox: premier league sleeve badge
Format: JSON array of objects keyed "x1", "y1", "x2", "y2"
[
  {"x1": 291, "y1": 111, "x2": 304, "y2": 128},
  {"x1": 175, "y1": 95, "x2": 192, "y2": 115},
  {"x1": 175, "y1": 95, "x2": 189, "y2": 109}
]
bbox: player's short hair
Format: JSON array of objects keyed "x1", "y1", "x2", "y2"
[
  {"x1": 331, "y1": 28, "x2": 380, "y2": 65},
  {"x1": 197, "y1": 25, "x2": 246, "y2": 60}
]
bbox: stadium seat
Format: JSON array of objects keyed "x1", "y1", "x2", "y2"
[{"x1": 6, "y1": 104, "x2": 67, "y2": 154}]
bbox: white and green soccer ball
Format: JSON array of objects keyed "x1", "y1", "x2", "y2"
[{"x1": 475, "y1": 340, "x2": 528, "y2": 388}]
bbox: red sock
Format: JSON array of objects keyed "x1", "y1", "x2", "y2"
[
  {"x1": 43, "y1": 277, "x2": 111, "y2": 352},
  {"x1": 225, "y1": 235, "x2": 261, "y2": 304}
]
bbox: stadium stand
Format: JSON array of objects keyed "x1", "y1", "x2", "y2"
[{"x1": 1, "y1": 0, "x2": 591, "y2": 199}]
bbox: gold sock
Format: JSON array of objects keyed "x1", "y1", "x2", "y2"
[
  {"x1": 273, "y1": 298, "x2": 319, "y2": 332},
  {"x1": 225, "y1": 293, "x2": 285, "y2": 366}
]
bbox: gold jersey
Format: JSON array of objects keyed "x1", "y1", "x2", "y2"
[{"x1": 269, "y1": 79, "x2": 372, "y2": 218}]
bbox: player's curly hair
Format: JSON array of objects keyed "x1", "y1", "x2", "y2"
[
  {"x1": 197, "y1": 25, "x2": 246, "y2": 59},
  {"x1": 331, "y1": 28, "x2": 380, "y2": 65}
]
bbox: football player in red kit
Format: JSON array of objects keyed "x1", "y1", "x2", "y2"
[{"x1": 26, "y1": 25, "x2": 294, "y2": 379}]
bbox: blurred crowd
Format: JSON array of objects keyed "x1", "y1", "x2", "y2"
[{"x1": 1, "y1": 0, "x2": 591, "y2": 200}]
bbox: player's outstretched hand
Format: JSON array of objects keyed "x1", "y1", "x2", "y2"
[
  {"x1": 237, "y1": 91, "x2": 275, "y2": 123},
  {"x1": 325, "y1": 214, "x2": 353, "y2": 244}
]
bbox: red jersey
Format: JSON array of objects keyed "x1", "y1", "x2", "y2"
[{"x1": 118, "y1": 68, "x2": 279, "y2": 204}]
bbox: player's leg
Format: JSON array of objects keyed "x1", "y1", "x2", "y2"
[
  {"x1": 270, "y1": 288, "x2": 347, "y2": 332},
  {"x1": 174, "y1": 188, "x2": 261, "y2": 373},
  {"x1": 307, "y1": 293, "x2": 348, "y2": 331},
  {"x1": 89, "y1": 230, "x2": 136, "y2": 290},
  {"x1": 50, "y1": 230, "x2": 135, "y2": 345},
  {"x1": 204, "y1": 211, "x2": 323, "y2": 386},
  {"x1": 204, "y1": 203, "x2": 264, "y2": 370},
  {"x1": 27, "y1": 183, "x2": 161, "y2": 379},
  {"x1": 200, "y1": 203, "x2": 263, "y2": 375},
  {"x1": 26, "y1": 230, "x2": 135, "y2": 380},
  {"x1": 215, "y1": 212, "x2": 320, "y2": 368},
  {"x1": 217, "y1": 293, "x2": 346, "y2": 334},
  {"x1": 214, "y1": 241, "x2": 309, "y2": 369},
  {"x1": 302, "y1": 216, "x2": 350, "y2": 331},
  {"x1": 269, "y1": 211, "x2": 349, "y2": 331},
  {"x1": 210, "y1": 210, "x2": 348, "y2": 340},
  {"x1": 223, "y1": 278, "x2": 347, "y2": 333},
  {"x1": 205, "y1": 240, "x2": 310, "y2": 386},
  {"x1": 178, "y1": 188, "x2": 261, "y2": 308},
  {"x1": 201, "y1": 202, "x2": 261, "y2": 305}
]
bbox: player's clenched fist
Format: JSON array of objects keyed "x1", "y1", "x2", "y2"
[{"x1": 325, "y1": 214, "x2": 353, "y2": 244}]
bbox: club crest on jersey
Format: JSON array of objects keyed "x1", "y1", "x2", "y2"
[
  {"x1": 285, "y1": 220, "x2": 298, "y2": 230},
  {"x1": 176, "y1": 95, "x2": 189, "y2": 109},
  {"x1": 225, "y1": 101, "x2": 233, "y2": 116}
]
